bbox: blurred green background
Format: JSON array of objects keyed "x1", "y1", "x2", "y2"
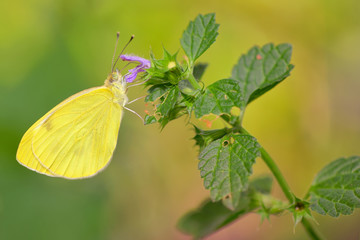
[{"x1": 1, "y1": 0, "x2": 360, "y2": 239}]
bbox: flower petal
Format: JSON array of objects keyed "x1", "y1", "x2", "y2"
[
  {"x1": 120, "y1": 55, "x2": 151, "y2": 69},
  {"x1": 120, "y1": 55, "x2": 150, "y2": 82}
]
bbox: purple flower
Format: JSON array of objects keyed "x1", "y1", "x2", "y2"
[{"x1": 120, "y1": 55, "x2": 151, "y2": 83}]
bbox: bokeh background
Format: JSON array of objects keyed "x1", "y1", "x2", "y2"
[{"x1": 1, "y1": 0, "x2": 360, "y2": 239}]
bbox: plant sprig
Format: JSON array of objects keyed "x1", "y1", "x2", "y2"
[{"x1": 144, "y1": 13, "x2": 360, "y2": 239}]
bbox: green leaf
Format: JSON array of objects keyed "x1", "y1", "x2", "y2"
[
  {"x1": 193, "y1": 79, "x2": 244, "y2": 118},
  {"x1": 180, "y1": 93, "x2": 196, "y2": 113},
  {"x1": 144, "y1": 115, "x2": 157, "y2": 125},
  {"x1": 180, "y1": 13, "x2": 219, "y2": 63},
  {"x1": 308, "y1": 156, "x2": 360, "y2": 217},
  {"x1": 249, "y1": 176, "x2": 273, "y2": 195},
  {"x1": 146, "y1": 84, "x2": 196, "y2": 129},
  {"x1": 177, "y1": 176, "x2": 273, "y2": 239},
  {"x1": 198, "y1": 133, "x2": 260, "y2": 209},
  {"x1": 157, "y1": 86, "x2": 180, "y2": 116},
  {"x1": 145, "y1": 84, "x2": 171, "y2": 102},
  {"x1": 158, "y1": 105, "x2": 187, "y2": 129},
  {"x1": 250, "y1": 175, "x2": 273, "y2": 194},
  {"x1": 178, "y1": 199, "x2": 248, "y2": 239},
  {"x1": 193, "y1": 126, "x2": 231, "y2": 151},
  {"x1": 231, "y1": 43, "x2": 294, "y2": 109}
]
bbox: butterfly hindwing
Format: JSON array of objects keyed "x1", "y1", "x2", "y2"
[{"x1": 17, "y1": 86, "x2": 123, "y2": 179}]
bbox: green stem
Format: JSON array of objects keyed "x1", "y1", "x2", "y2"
[
  {"x1": 259, "y1": 147, "x2": 295, "y2": 203},
  {"x1": 239, "y1": 127, "x2": 323, "y2": 240},
  {"x1": 301, "y1": 218, "x2": 323, "y2": 240},
  {"x1": 239, "y1": 127, "x2": 294, "y2": 202},
  {"x1": 188, "y1": 73, "x2": 202, "y2": 90}
]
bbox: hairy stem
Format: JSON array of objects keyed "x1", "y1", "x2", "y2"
[
  {"x1": 259, "y1": 147, "x2": 295, "y2": 202},
  {"x1": 302, "y1": 218, "x2": 323, "y2": 240},
  {"x1": 239, "y1": 126, "x2": 323, "y2": 240},
  {"x1": 238, "y1": 127, "x2": 294, "y2": 202}
]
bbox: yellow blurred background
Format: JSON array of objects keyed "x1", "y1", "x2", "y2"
[{"x1": 0, "y1": 0, "x2": 359, "y2": 239}]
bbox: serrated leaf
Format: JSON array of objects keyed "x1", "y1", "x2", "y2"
[
  {"x1": 145, "y1": 84, "x2": 171, "y2": 102},
  {"x1": 198, "y1": 133, "x2": 260, "y2": 209},
  {"x1": 158, "y1": 105, "x2": 187, "y2": 129},
  {"x1": 231, "y1": 43, "x2": 293, "y2": 109},
  {"x1": 181, "y1": 13, "x2": 219, "y2": 63},
  {"x1": 157, "y1": 86, "x2": 179, "y2": 116},
  {"x1": 308, "y1": 156, "x2": 360, "y2": 217},
  {"x1": 177, "y1": 176, "x2": 273, "y2": 239},
  {"x1": 194, "y1": 79, "x2": 244, "y2": 118}
]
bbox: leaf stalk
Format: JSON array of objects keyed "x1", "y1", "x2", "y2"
[{"x1": 188, "y1": 73, "x2": 202, "y2": 90}]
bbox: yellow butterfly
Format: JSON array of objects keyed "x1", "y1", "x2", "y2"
[{"x1": 16, "y1": 35, "x2": 150, "y2": 179}]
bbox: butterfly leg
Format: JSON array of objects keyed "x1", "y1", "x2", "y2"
[
  {"x1": 124, "y1": 106, "x2": 144, "y2": 124},
  {"x1": 127, "y1": 95, "x2": 146, "y2": 105}
]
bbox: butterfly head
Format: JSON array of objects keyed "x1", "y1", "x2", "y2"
[
  {"x1": 108, "y1": 34, "x2": 150, "y2": 84},
  {"x1": 106, "y1": 70, "x2": 123, "y2": 83},
  {"x1": 105, "y1": 33, "x2": 150, "y2": 106}
]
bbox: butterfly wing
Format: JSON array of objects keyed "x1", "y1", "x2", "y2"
[
  {"x1": 16, "y1": 86, "x2": 123, "y2": 179},
  {"x1": 16, "y1": 87, "x2": 101, "y2": 176}
]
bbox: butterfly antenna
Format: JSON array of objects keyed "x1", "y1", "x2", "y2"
[
  {"x1": 111, "y1": 32, "x2": 121, "y2": 73},
  {"x1": 118, "y1": 62, "x2": 132, "y2": 73},
  {"x1": 112, "y1": 35, "x2": 135, "y2": 72}
]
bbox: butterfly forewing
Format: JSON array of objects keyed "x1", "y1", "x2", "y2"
[
  {"x1": 17, "y1": 87, "x2": 101, "y2": 176},
  {"x1": 17, "y1": 86, "x2": 123, "y2": 179}
]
